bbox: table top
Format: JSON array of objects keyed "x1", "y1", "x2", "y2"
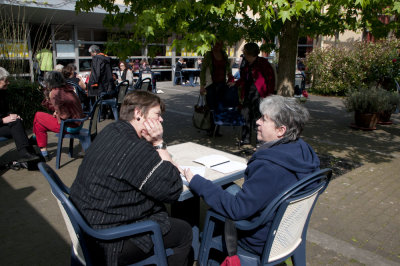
[
  {"x1": 168, "y1": 142, "x2": 247, "y2": 201},
  {"x1": 181, "y1": 68, "x2": 200, "y2": 72}
]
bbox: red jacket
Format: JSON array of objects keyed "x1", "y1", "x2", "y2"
[{"x1": 236, "y1": 57, "x2": 275, "y2": 100}]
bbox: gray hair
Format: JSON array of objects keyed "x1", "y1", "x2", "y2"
[
  {"x1": 88, "y1": 45, "x2": 100, "y2": 54},
  {"x1": 259, "y1": 95, "x2": 309, "y2": 141},
  {"x1": 0, "y1": 67, "x2": 10, "y2": 80},
  {"x1": 43, "y1": 71, "x2": 66, "y2": 89},
  {"x1": 54, "y1": 64, "x2": 64, "y2": 72}
]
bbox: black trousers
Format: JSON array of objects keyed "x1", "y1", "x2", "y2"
[
  {"x1": 118, "y1": 217, "x2": 193, "y2": 266},
  {"x1": 0, "y1": 119, "x2": 30, "y2": 156},
  {"x1": 241, "y1": 85, "x2": 261, "y2": 142}
]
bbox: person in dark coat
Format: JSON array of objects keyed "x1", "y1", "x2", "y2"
[
  {"x1": 228, "y1": 42, "x2": 276, "y2": 146},
  {"x1": 70, "y1": 91, "x2": 193, "y2": 266},
  {"x1": 87, "y1": 45, "x2": 115, "y2": 97},
  {"x1": 184, "y1": 95, "x2": 319, "y2": 256},
  {"x1": 0, "y1": 67, "x2": 39, "y2": 163}
]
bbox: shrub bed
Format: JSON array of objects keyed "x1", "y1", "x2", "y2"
[
  {"x1": 306, "y1": 40, "x2": 400, "y2": 96},
  {"x1": 7, "y1": 78, "x2": 46, "y2": 129}
]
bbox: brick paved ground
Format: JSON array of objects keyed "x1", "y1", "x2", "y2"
[{"x1": 0, "y1": 82, "x2": 399, "y2": 265}]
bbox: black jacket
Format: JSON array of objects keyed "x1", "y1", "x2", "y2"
[
  {"x1": 88, "y1": 53, "x2": 114, "y2": 96},
  {"x1": 0, "y1": 90, "x2": 9, "y2": 126},
  {"x1": 70, "y1": 121, "x2": 182, "y2": 265}
]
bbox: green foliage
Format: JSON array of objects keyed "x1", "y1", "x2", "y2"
[
  {"x1": 6, "y1": 79, "x2": 46, "y2": 129},
  {"x1": 306, "y1": 40, "x2": 400, "y2": 96},
  {"x1": 345, "y1": 88, "x2": 389, "y2": 113}
]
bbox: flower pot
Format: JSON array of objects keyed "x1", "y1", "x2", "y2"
[
  {"x1": 378, "y1": 110, "x2": 393, "y2": 125},
  {"x1": 353, "y1": 112, "x2": 378, "y2": 130}
]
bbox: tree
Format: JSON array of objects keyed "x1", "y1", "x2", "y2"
[{"x1": 75, "y1": 0, "x2": 400, "y2": 96}]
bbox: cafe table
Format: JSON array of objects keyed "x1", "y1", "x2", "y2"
[{"x1": 167, "y1": 142, "x2": 247, "y2": 259}]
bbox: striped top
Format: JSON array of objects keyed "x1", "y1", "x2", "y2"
[{"x1": 70, "y1": 120, "x2": 182, "y2": 265}]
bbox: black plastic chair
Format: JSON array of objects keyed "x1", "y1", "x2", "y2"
[
  {"x1": 55, "y1": 98, "x2": 102, "y2": 169},
  {"x1": 173, "y1": 65, "x2": 184, "y2": 85},
  {"x1": 66, "y1": 80, "x2": 90, "y2": 112},
  {"x1": 99, "y1": 80, "x2": 130, "y2": 121},
  {"x1": 133, "y1": 77, "x2": 152, "y2": 91},
  {"x1": 38, "y1": 162, "x2": 173, "y2": 266},
  {"x1": 116, "y1": 80, "x2": 130, "y2": 110},
  {"x1": 198, "y1": 168, "x2": 333, "y2": 266}
]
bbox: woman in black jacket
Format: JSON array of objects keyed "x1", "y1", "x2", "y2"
[
  {"x1": 0, "y1": 67, "x2": 39, "y2": 162},
  {"x1": 70, "y1": 91, "x2": 193, "y2": 266}
]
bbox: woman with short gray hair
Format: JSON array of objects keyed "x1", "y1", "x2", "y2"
[
  {"x1": 0, "y1": 67, "x2": 39, "y2": 163},
  {"x1": 184, "y1": 95, "x2": 319, "y2": 256}
]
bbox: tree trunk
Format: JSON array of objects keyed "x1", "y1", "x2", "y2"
[{"x1": 277, "y1": 18, "x2": 300, "y2": 96}]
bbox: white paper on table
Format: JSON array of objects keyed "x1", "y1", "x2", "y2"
[
  {"x1": 180, "y1": 166, "x2": 206, "y2": 186},
  {"x1": 193, "y1": 154, "x2": 230, "y2": 168},
  {"x1": 210, "y1": 161, "x2": 247, "y2": 174}
]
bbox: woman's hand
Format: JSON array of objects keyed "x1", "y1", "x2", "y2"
[
  {"x1": 183, "y1": 168, "x2": 194, "y2": 183},
  {"x1": 2, "y1": 114, "x2": 21, "y2": 124},
  {"x1": 142, "y1": 118, "x2": 164, "y2": 145}
]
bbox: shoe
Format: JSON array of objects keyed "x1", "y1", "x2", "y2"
[
  {"x1": 77, "y1": 151, "x2": 85, "y2": 158},
  {"x1": 40, "y1": 154, "x2": 51, "y2": 162},
  {"x1": 19, "y1": 152, "x2": 40, "y2": 163}
]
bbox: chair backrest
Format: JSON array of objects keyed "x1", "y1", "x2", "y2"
[
  {"x1": 116, "y1": 80, "x2": 129, "y2": 105},
  {"x1": 262, "y1": 168, "x2": 332, "y2": 264},
  {"x1": 233, "y1": 168, "x2": 332, "y2": 264},
  {"x1": 38, "y1": 162, "x2": 90, "y2": 265},
  {"x1": 135, "y1": 77, "x2": 152, "y2": 91},
  {"x1": 141, "y1": 72, "x2": 152, "y2": 80},
  {"x1": 88, "y1": 98, "x2": 102, "y2": 140}
]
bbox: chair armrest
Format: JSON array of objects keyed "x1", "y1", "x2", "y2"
[{"x1": 84, "y1": 220, "x2": 164, "y2": 241}]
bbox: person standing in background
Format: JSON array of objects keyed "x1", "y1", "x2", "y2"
[
  {"x1": 87, "y1": 45, "x2": 115, "y2": 97},
  {"x1": 229, "y1": 42, "x2": 276, "y2": 146},
  {"x1": 200, "y1": 40, "x2": 234, "y2": 136}
]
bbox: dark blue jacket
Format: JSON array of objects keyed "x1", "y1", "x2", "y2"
[{"x1": 189, "y1": 138, "x2": 320, "y2": 254}]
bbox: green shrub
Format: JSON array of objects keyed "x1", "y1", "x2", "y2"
[
  {"x1": 6, "y1": 78, "x2": 47, "y2": 129},
  {"x1": 306, "y1": 40, "x2": 400, "y2": 96},
  {"x1": 344, "y1": 88, "x2": 399, "y2": 113}
]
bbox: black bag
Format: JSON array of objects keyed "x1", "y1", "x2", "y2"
[
  {"x1": 192, "y1": 95, "x2": 211, "y2": 130},
  {"x1": 221, "y1": 218, "x2": 241, "y2": 266}
]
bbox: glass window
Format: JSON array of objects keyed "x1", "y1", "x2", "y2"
[
  {"x1": 56, "y1": 44, "x2": 75, "y2": 58},
  {"x1": 54, "y1": 26, "x2": 73, "y2": 41},
  {"x1": 56, "y1": 59, "x2": 75, "y2": 67},
  {"x1": 78, "y1": 29, "x2": 92, "y2": 41},
  {"x1": 79, "y1": 59, "x2": 92, "y2": 71},
  {"x1": 93, "y1": 29, "x2": 107, "y2": 42},
  {"x1": 79, "y1": 43, "x2": 106, "y2": 56}
]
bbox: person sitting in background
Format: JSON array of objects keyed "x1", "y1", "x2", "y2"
[
  {"x1": 200, "y1": 40, "x2": 234, "y2": 136},
  {"x1": 184, "y1": 95, "x2": 319, "y2": 257},
  {"x1": 54, "y1": 64, "x2": 64, "y2": 72},
  {"x1": 140, "y1": 59, "x2": 151, "y2": 72},
  {"x1": 70, "y1": 91, "x2": 193, "y2": 265},
  {"x1": 32, "y1": 71, "x2": 84, "y2": 161},
  {"x1": 117, "y1": 61, "x2": 134, "y2": 88},
  {"x1": 62, "y1": 63, "x2": 87, "y2": 90},
  {"x1": 0, "y1": 67, "x2": 39, "y2": 163}
]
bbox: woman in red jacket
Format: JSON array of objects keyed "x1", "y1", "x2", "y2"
[
  {"x1": 229, "y1": 43, "x2": 276, "y2": 146},
  {"x1": 32, "y1": 71, "x2": 84, "y2": 161}
]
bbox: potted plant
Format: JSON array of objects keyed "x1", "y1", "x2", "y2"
[
  {"x1": 345, "y1": 88, "x2": 387, "y2": 130},
  {"x1": 378, "y1": 90, "x2": 400, "y2": 124}
]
